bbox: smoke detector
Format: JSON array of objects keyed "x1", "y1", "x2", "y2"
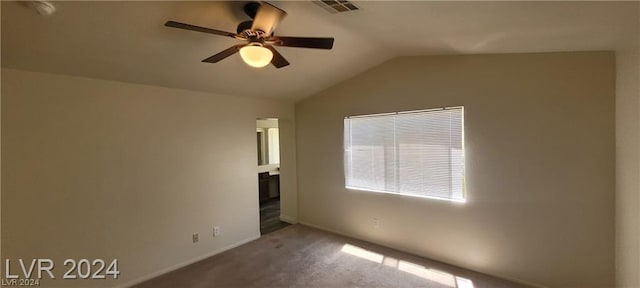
[{"x1": 28, "y1": 1, "x2": 56, "y2": 16}]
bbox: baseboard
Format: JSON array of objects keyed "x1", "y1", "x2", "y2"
[
  {"x1": 298, "y1": 221, "x2": 546, "y2": 288},
  {"x1": 114, "y1": 234, "x2": 260, "y2": 288},
  {"x1": 279, "y1": 214, "x2": 298, "y2": 224}
]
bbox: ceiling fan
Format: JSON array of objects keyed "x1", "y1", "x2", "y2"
[{"x1": 165, "y1": 1, "x2": 335, "y2": 69}]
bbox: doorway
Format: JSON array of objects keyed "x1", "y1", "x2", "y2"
[{"x1": 256, "y1": 118, "x2": 289, "y2": 235}]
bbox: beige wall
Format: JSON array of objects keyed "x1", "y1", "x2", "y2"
[
  {"x1": 616, "y1": 48, "x2": 640, "y2": 288},
  {"x1": 296, "y1": 52, "x2": 615, "y2": 287},
  {"x1": 0, "y1": 68, "x2": 296, "y2": 287},
  {"x1": 615, "y1": 5, "x2": 640, "y2": 288}
]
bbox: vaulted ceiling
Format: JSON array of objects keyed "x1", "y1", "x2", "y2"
[{"x1": 2, "y1": 1, "x2": 638, "y2": 100}]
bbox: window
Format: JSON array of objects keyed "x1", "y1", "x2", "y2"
[{"x1": 344, "y1": 107, "x2": 465, "y2": 202}]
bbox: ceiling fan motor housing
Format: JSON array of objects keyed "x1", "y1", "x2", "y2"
[
  {"x1": 236, "y1": 20, "x2": 254, "y2": 34},
  {"x1": 241, "y1": 29, "x2": 267, "y2": 40}
]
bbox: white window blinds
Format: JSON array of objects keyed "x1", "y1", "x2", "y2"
[{"x1": 344, "y1": 107, "x2": 465, "y2": 202}]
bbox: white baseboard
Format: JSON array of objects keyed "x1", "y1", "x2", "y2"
[
  {"x1": 114, "y1": 235, "x2": 260, "y2": 288},
  {"x1": 297, "y1": 221, "x2": 546, "y2": 288},
  {"x1": 279, "y1": 214, "x2": 298, "y2": 224}
]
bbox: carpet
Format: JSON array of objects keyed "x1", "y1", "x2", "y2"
[{"x1": 134, "y1": 224, "x2": 531, "y2": 288}]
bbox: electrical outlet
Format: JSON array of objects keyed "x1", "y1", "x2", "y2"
[
  {"x1": 213, "y1": 226, "x2": 221, "y2": 237},
  {"x1": 192, "y1": 233, "x2": 199, "y2": 243}
]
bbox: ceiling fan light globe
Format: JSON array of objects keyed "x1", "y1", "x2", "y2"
[{"x1": 239, "y1": 46, "x2": 273, "y2": 68}]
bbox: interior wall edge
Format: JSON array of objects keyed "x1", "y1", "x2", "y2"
[{"x1": 613, "y1": 4, "x2": 640, "y2": 286}]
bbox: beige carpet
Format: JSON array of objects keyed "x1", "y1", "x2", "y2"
[{"x1": 134, "y1": 225, "x2": 531, "y2": 288}]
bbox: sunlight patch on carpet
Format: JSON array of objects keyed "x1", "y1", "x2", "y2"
[
  {"x1": 341, "y1": 244, "x2": 384, "y2": 263},
  {"x1": 341, "y1": 243, "x2": 474, "y2": 288}
]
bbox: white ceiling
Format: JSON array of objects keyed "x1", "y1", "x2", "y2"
[{"x1": 2, "y1": 1, "x2": 638, "y2": 101}]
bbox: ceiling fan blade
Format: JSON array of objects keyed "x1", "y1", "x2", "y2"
[
  {"x1": 165, "y1": 21, "x2": 241, "y2": 39},
  {"x1": 251, "y1": 2, "x2": 287, "y2": 35},
  {"x1": 202, "y1": 45, "x2": 245, "y2": 63},
  {"x1": 270, "y1": 36, "x2": 334, "y2": 49},
  {"x1": 265, "y1": 45, "x2": 290, "y2": 68}
]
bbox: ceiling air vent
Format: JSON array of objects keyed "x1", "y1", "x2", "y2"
[{"x1": 314, "y1": 0, "x2": 359, "y2": 13}]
